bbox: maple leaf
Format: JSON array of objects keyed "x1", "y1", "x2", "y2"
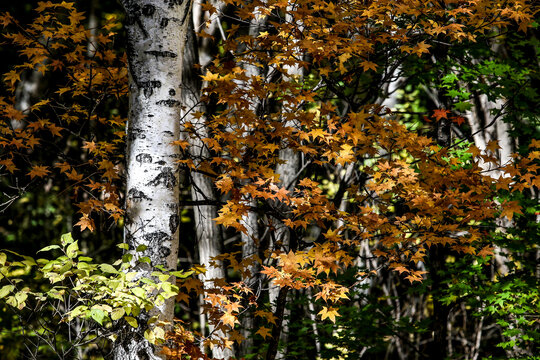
[
  {"x1": 27, "y1": 165, "x2": 50, "y2": 179},
  {"x1": 201, "y1": 70, "x2": 220, "y2": 82},
  {"x1": 254, "y1": 310, "x2": 277, "y2": 325},
  {"x1": 256, "y1": 326, "x2": 272, "y2": 339},
  {"x1": 485, "y1": 140, "x2": 500, "y2": 153},
  {"x1": 0, "y1": 12, "x2": 13, "y2": 27},
  {"x1": 432, "y1": 109, "x2": 450, "y2": 121},
  {"x1": 75, "y1": 215, "x2": 95, "y2": 232},
  {"x1": 477, "y1": 245, "x2": 494, "y2": 258},
  {"x1": 4, "y1": 70, "x2": 20, "y2": 87},
  {"x1": 413, "y1": 41, "x2": 431, "y2": 56},
  {"x1": 0, "y1": 158, "x2": 18, "y2": 173},
  {"x1": 48, "y1": 124, "x2": 64, "y2": 137},
  {"x1": 219, "y1": 312, "x2": 238, "y2": 327},
  {"x1": 467, "y1": 145, "x2": 482, "y2": 158},
  {"x1": 318, "y1": 306, "x2": 340, "y2": 323},
  {"x1": 216, "y1": 176, "x2": 234, "y2": 193},
  {"x1": 500, "y1": 201, "x2": 523, "y2": 221},
  {"x1": 360, "y1": 61, "x2": 378, "y2": 72},
  {"x1": 451, "y1": 116, "x2": 465, "y2": 125}
]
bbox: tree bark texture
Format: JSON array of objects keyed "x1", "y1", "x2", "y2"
[{"x1": 115, "y1": 0, "x2": 192, "y2": 359}]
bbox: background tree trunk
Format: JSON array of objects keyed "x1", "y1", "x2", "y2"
[{"x1": 182, "y1": 15, "x2": 234, "y2": 360}]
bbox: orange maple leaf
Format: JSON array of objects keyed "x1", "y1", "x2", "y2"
[
  {"x1": 75, "y1": 215, "x2": 95, "y2": 232},
  {"x1": 256, "y1": 326, "x2": 272, "y2": 339},
  {"x1": 28, "y1": 165, "x2": 50, "y2": 179}
]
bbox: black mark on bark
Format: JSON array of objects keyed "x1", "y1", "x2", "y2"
[
  {"x1": 156, "y1": 160, "x2": 166, "y2": 165},
  {"x1": 168, "y1": 88, "x2": 176, "y2": 96},
  {"x1": 181, "y1": 2, "x2": 190, "y2": 24},
  {"x1": 139, "y1": 80, "x2": 161, "y2": 97},
  {"x1": 160, "y1": 18, "x2": 169, "y2": 28},
  {"x1": 146, "y1": 167, "x2": 176, "y2": 188},
  {"x1": 142, "y1": 231, "x2": 172, "y2": 263},
  {"x1": 164, "y1": 0, "x2": 184, "y2": 9},
  {"x1": 137, "y1": 349, "x2": 149, "y2": 360},
  {"x1": 124, "y1": 3, "x2": 149, "y2": 38},
  {"x1": 144, "y1": 231, "x2": 169, "y2": 243},
  {"x1": 135, "y1": 153, "x2": 153, "y2": 164},
  {"x1": 144, "y1": 50, "x2": 177, "y2": 58},
  {"x1": 162, "y1": 130, "x2": 174, "y2": 136},
  {"x1": 128, "y1": 188, "x2": 151, "y2": 202},
  {"x1": 128, "y1": 128, "x2": 146, "y2": 141},
  {"x1": 169, "y1": 214, "x2": 179, "y2": 234},
  {"x1": 156, "y1": 99, "x2": 181, "y2": 107},
  {"x1": 142, "y1": 4, "x2": 155, "y2": 16}
]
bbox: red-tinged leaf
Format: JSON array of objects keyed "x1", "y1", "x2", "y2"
[
  {"x1": 27, "y1": 165, "x2": 50, "y2": 179},
  {"x1": 432, "y1": 109, "x2": 450, "y2": 121},
  {"x1": 477, "y1": 245, "x2": 494, "y2": 258},
  {"x1": 451, "y1": 116, "x2": 465, "y2": 125}
]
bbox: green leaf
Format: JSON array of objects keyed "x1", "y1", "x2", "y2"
[
  {"x1": 61, "y1": 233, "x2": 74, "y2": 246},
  {"x1": 136, "y1": 245, "x2": 148, "y2": 252},
  {"x1": 99, "y1": 263, "x2": 118, "y2": 274},
  {"x1": 111, "y1": 308, "x2": 125, "y2": 321},
  {"x1": 37, "y1": 245, "x2": 61, "y2": 253},
  {"x1": 125, "y1": 316, "x2": 138, "y2": 328},
  {"x1": 170, "y1": 270, "x2": 194, "y2": 278},
  {"x1": 0, "y1": 252, "x2": 6, "y2": 266},
  {"x1": 90, "y1": 308, "x2": 106, "y2": 325},
  {"x1": 0, "y1": 284, "x2": 15, "y2": 299},
  {"x1": 117, "y1": 243, "x2": 129, "y2": 250},
  {"x1": 132, "y1": 287, "x2": 146, "y2": 298},
  {"x1": 65, "y1": 241, "x2": 79, "y2": 258}
]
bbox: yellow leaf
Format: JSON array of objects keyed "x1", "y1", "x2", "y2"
[{"x1": 318, "y1": 306, "x2": 340, "y2": 323}]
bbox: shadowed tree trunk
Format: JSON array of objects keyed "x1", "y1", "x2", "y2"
[{"x1": 182, "y1": 14, "x2": 234, "y2": 360}]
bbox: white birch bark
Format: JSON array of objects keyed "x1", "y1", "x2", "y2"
[{"x1": 115, "y1": 1, "x2": 192, "y2": 358}]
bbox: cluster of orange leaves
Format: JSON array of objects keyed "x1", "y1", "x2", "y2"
[
  {"x1": 0, "y1": 2, "x2": 128, "y2": 230},
  {"x1": 179, "y1": 0, "x2": 539, "y2": 332}
]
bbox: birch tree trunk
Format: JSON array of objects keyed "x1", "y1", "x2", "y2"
[{"x1": 114, "y1": 1, "x2": 192, "y2": 358}]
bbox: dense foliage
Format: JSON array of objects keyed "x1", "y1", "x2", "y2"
[{"x1": 0, "y1": 1, "x2": 538, "y2": 359}]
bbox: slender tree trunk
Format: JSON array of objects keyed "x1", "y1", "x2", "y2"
[
  {"x1": 239, "y1": 5, "x2": 267, "y2": 356},
  {"x1": 115, "y1": 1, "x2": 192, "y2": 358},
  {"x1": 182, "y1": 16, "x2": 234, "y2": 360}
]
